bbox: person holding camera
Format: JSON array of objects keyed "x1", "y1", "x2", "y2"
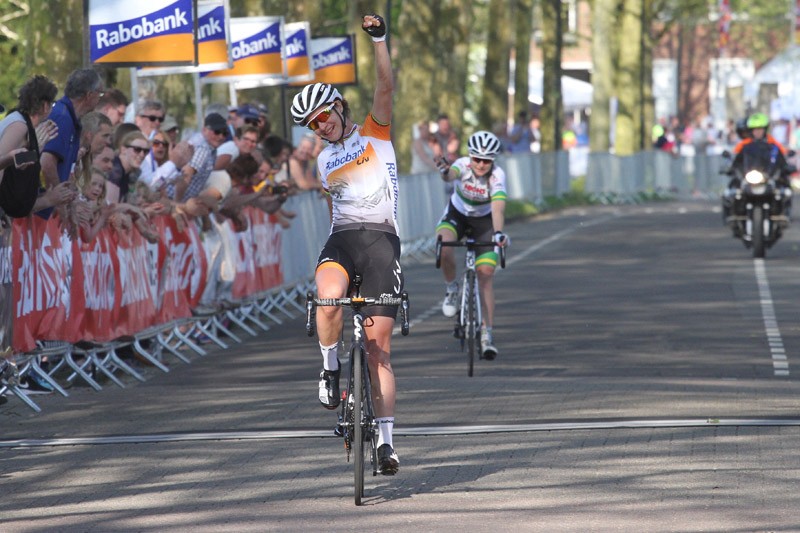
[{"x1": 0, "y1": 75, "x2": 61, "y2": 218}]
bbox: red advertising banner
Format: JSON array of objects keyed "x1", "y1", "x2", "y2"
[
  {"x1": 231, "y1": 207, "x2": 283, "y2": 300},
  {"x1": 80, "y1": 229, "x2": 119, "y2": 342},
  {"x1": 12, "y1": 216, "x2": 85, "y2": 352},
  {"x1": 152, "y1": 215, "x2": 208, "y2": 324},
  {"x1": 8, "y1": 208, "x2": 286, "y2": 354},
  {"x1": 111, "y1": 227, "x2": 160, "y2": 337}
]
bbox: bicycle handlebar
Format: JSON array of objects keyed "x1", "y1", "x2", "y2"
[
  {"x1": 313, "y1": 296, "x2": 404, "y2": 307},
  {"x1": 306, "y1": 291, "x2": 411, "y2": 337},
  {"x1": 434, "y1": 235, "x2": 507, "y2": 269},
  {"x1": 438, "y1": 240, "x2": 497, "y2": 248}
]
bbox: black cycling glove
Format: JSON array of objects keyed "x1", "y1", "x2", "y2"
[{"x1": 363, "y1": 14, "x2": 386, "y2": 38}]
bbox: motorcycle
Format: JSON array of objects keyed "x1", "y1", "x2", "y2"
[{"x1": 720, "y1": 144, "x2": 796, "y2": 258}]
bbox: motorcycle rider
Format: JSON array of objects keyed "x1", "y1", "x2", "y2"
[
  {"x1": 730, "y1": 113, "x2": 791, "y2": 186},
  {"x1": 722, "y1": 113, "x2": 793, "y2": 225}
]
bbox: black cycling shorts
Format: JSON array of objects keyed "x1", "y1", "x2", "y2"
[
  {"x1": 436, "y1": 202, "x2": 495, "y2": 258},
  {"x1": 316, "y1": 228, "x2": 404, "y2": 319}
]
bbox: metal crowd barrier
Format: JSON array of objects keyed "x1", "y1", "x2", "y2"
[{"x1": 1, "y1": 148, "x2": 722, "y2": 412}]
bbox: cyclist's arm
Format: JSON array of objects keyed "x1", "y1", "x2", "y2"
[
  {"x1": 491, "y1": 198, "x2": 506, "y2": 233},
  {"x1": 368, "y1": 23, "x2": 393, "y2": 125}
]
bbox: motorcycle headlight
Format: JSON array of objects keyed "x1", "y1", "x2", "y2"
[{"x1": 745, "y1": 170, "x2": 766, "y2": 185}]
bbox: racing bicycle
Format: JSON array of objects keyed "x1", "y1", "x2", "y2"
[
  {"x1": 435, "y1": 233, "x2": 505, "y2": 377},
  {"x1": 305, "y1": 276, "x2": 410, "y2": 506}
]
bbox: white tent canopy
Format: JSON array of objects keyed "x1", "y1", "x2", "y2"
[
  {"x1": 747, "y1": 45, "x2": 800, "y2": 118},
  {"x1": 528, "y1": 66, "x2": 593, "y2": 110}
]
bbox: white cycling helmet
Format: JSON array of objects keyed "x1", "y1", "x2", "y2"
[
  {"x1": 467, "y1": 131, "x2": 502, "y2": 160},
  {"x1": 291, "y1": 83, "x2": 342, "y2": 125}
]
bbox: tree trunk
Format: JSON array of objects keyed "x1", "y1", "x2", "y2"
[
  {"x1": 513, "y1": 0, "x2": 533, "y2": 118},
  {"x1": 540, "y1": 0, "x2": 563, "y2": 152},
  {"x1": 614, "y1": 0, "x2": 642, "y2": 156},
  {"x1": 590, "y1": 0, "x2": 616, "y2": 153},
  {"x1": 479, "y1": 0, "x2": 512, "y2": 130}
]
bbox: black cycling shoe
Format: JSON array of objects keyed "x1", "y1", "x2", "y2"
[
  {"x1": 377, "y1": 444, "x2": 399, "y2": 475},
  {"x1": 318, "y1": 364, "x2": 341, "y2": 410}
]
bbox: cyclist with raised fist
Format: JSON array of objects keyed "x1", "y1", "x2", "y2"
[
  {"x1": 290, "y1": 14, "x2": 403, "y2": 476},
  {"x1": 435, "y1": 130, "x2": 509, "y2": 360}
]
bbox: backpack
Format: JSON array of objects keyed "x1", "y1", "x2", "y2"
[{"x1": 0, "y1": 111, "x2": 41, "y2": 218}]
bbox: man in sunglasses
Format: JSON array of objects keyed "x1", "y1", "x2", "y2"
[
  {"x1": 134, "y1": 100, "x2": 166, "y2": 140},
  {"x1": 435, "y1": 130, "x2": 509, "y2": 360},
  {"x1": 291, "y1": 14, "x2": 403, "y2": 476}
]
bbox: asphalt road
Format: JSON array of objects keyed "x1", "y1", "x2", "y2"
[{"x1": 3, "y1": 200, "x2": 800, "y2": 532}]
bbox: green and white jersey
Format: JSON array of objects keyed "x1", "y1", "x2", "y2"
[{"x1": 448, "y1": 156, "x2": 508, "y2": 217}]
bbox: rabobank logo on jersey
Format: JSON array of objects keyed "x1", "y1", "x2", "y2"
[
  {"x1": 88, "y1": 0, "x2": 195, "y2": 65},
  {"x1": 326, "y1": 146, "x2": 366, "y2": 172}
]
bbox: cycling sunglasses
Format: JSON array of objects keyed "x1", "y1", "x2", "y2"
[
  {"x1": 306, "y1": 103, "x2": 336, "y2": 131},
  {"x1": 471, "y1": 156, "x2": 493, "y2": 165}
]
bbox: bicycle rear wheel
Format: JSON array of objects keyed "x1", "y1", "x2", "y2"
[
  {"x1": 353, "y1": 343, "x2": 366, "y2": 505},
  {"x1": 465, "y1": 270, "x2": 477, "y2": 377}
]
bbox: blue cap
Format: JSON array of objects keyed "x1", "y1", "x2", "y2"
[{"x1": 236, "y1": 103, "x2": 260, "y2": 120}]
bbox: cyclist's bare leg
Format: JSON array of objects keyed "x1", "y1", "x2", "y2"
[
  {"x1": 315, "y1": 265, "x2": 348, "y2": 348},
  {"x1": 364, "y1": 316, "x2": 396, "y2": 417},
  {"x1": 436, "y1": 227, "x2": 458, "y2": 283},
  {"x1": 477, "y1": 264, "x2": 496, "y2": 328}
]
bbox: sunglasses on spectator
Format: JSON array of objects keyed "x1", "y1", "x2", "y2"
[
  {"x1": 212, "y1": 129, "x2": 227, "y2": 136},
  {"x1": 140, "y1": 114, "x2": 164, "y2": 123},
  {"x1": 471, "y1": 157, "x2": 493, "y2": 165},
  {"x1": 244, "y1": 118, "x2": 259, "y2": 126},
  {"x1": 305, "y1": 103, "x2": 335, "y2": 131},
  {"x1": 126, "y1": 145, "x2": 149, "y2": 154},
  {"x1": 151, "y1": 140, "x2": 168, "y2": 147}
]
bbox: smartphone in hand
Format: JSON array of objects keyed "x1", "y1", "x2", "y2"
[{"x1": 13, "y1": 150, "x2": 38, "y2": 167}]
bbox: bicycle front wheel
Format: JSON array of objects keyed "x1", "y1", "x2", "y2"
[
  {"x1": 465, "y1": 270, "x2": 477, "y2": 377},
  {"x1": 353, "y1": 343, "x2": 366, "y2": 505}
]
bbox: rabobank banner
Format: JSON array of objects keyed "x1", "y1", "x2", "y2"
[
  {"x1": 86, "y1": 0, "x2": 198, "y2": 66},
  {"x1": 201, "y1": 16, "x2": 286, "y2": 86},
  {"x1": 139, "y1": 0, "x2": 231, "y2": 76},
  {"x1": 284, "y1": 22, "x2": 314, "y2": 84},
  {"x1": 291, "y1": 35, "x2": 357, "y2": 86}
]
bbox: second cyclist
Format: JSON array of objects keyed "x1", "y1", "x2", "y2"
[{"x1": 435, "y1": 131, "x2": 508, "y2": 360}]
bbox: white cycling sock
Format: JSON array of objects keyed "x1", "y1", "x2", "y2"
[
  {"x1": 446, "y1": 280, "x2": 458, "y2": 293},
  {"x1": 376, "y1": 417, "x2": 394, "y2": 448},
  {"x1": 320, "y1": 342, "x2": 339, "y2": 371}
]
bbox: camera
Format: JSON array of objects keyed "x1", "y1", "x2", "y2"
[
  {"x1": 267, "y1": 184, "x2": 289, "y2": 195},
  {"x1": 13, "y1": 150, "x2": 37, "y2": 166}
]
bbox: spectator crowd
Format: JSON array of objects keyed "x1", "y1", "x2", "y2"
[{"x1": 0, "y1": 68, "x2": 336, "y2": 238}]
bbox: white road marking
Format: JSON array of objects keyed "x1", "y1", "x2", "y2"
[
  {"x1": 2, "y1": 418, "x2": 800, "y2": 448},
  {"x1": 754, "y1": 259, "x2": 790, "y2": 376}
]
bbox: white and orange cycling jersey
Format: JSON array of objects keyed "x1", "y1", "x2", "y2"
[
  {"x1": 317, "y1": 114, "x2": 399, "y2": 235},
  {"x1": 448, "y1": 156, "x2": 508, "y2": 217}
]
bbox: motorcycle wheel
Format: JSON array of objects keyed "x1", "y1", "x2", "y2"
[{"x1": 752, "y1": 204, "x2": 766, "y2": 258}]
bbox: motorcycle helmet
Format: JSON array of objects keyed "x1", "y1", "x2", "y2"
[
  {"x1": 467, "y1": 131, "x2": 502, "y2": 160},
  {"x1": 746, "y1": 112, "x2": 769, "y2": 130},
  {"x1": 735, "y1": 117, "x2": 750, "y2": 140},
  {"x1": 290, "y1": 83, "x2": 342, "y2": 125}
]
